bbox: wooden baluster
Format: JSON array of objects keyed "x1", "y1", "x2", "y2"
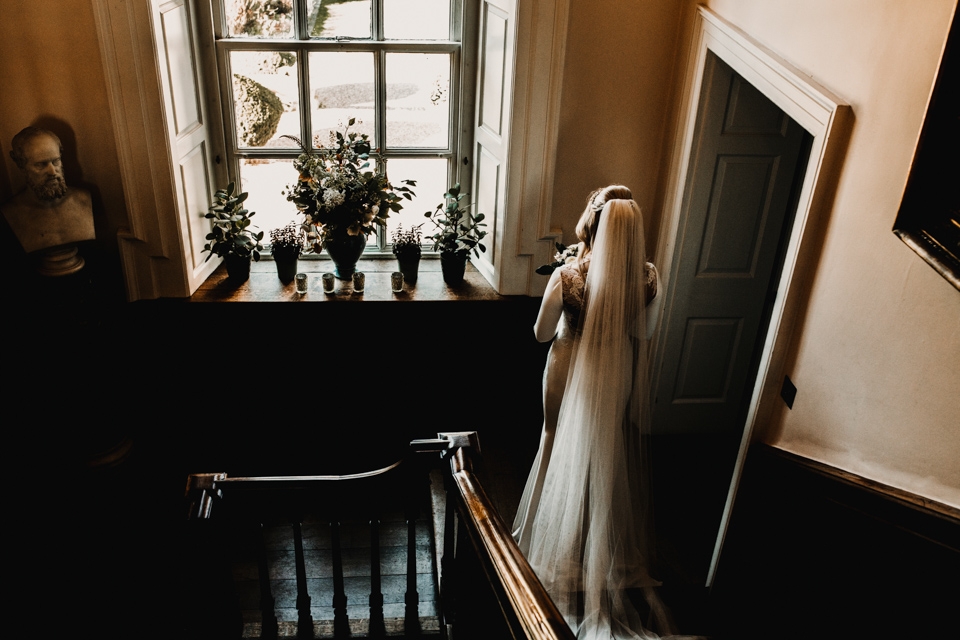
[
  {"x1": 404, "y1": 507, "x2": 422, "y2": 638},
  {"x1": 368, "y1": 518, "x2": 386, "y2": 637},
  {"x1": 331, "y1": 521, "x2": 349, "y2": 638},
  {"x1": 256, "y1": 522, "x2": 279, "y2": 640},
  {"x1": 440, "y1": 487, "x2": 457, "y2": 628},
  {"x1": 292, "y1": 520, "x2": 314, "y2": 638}
]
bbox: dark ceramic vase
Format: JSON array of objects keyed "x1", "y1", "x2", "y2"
[
  {"x1": 224, "y1": 253, "x2": 251, "y2": 282},
  {"x1": 440, "y1": 251, "x2": 467, "y2": 285},
  {"x1": 325, "y1": 234, "x2": 366, "y2": 280}
]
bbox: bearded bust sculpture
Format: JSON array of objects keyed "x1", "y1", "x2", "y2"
[{"x1": 2, "y1": 126, "x2": 95, "y2": 276}]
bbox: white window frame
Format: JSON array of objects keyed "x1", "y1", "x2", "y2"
[
  {"x1": 210, "y1": 0, "x2": 472, "y2": 254},
  {"x1": 93, "y1": 0, "x2": 571, "y2": 299}
]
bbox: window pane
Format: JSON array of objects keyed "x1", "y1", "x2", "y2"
[
  {"x1": 384, "y1": 0, "x2": 449, "y2": 40},
  {"x1": 239, "y1": 158, "x2": 303, "y2": 241},
  {"x1": 386, "y1": 53, "x2": 450, "y2": 149},
  {"x1": 310, "y1": 52, "x2": 376, "y2": 148},
  {"x1": 384, "y1": 157, "x2": 449, "y2": 244},
  {"x1": 224, "y1": 0, "x2": 295, "y2": 38},
  {"x1": 230, "y1": 51, "x2": 301, "y2": 149},
  {"x1": 308, "y1": 0, "x2": 371, "y2": 39}
]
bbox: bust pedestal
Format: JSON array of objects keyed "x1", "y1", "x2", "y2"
[{"x1": 37, "y1": 243, "x2": 85, "y2": 276}]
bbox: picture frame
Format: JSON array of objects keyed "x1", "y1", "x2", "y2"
[{"x1": 893, "y1": 8, "x2": 959, "y2": 291}]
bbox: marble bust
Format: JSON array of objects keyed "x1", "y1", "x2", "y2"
[{"x1": 2, "y1": 127, "x2": 95, "y2": 276}]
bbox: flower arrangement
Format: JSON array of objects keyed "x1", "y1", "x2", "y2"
[
  {"x1": 423, "y1": 183, "x2": 487, "y2": 257},
  {"x1": 282, "y1": 118, "x2": 416, "y2": 253},
  {"x1": 392, "y1": 224, "x2": 423, "y2": 261},
  {"x1": 535, "y1": 242, "x2": 580, "y2": 275},
  {"x1": 269, "y1": 221, "x2": 305, "y2": 260}
]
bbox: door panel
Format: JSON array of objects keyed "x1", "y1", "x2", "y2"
[
  {"x1": 697, "y1": 155, "x2": 780, "y2": 276},
  {"x1": 673, "y1": 317, "x2": 744, "y2": 402},
  {"x1": 652, "y1": 52, "x2": 807, "y2": 435}
]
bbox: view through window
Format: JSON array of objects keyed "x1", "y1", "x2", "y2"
[{"x1": 213, "y1": 0, "x2": 468, "y2": 252}]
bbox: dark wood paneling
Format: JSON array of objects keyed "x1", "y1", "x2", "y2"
[{"x1": 711, "y1": 444, "x2": 960, "y2": 639}]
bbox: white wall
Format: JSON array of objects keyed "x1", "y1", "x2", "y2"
[{"x1": 700, "y1": 0, "x2": 960, "y2": 507}]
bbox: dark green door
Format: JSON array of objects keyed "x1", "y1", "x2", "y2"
[{"x1": 653, "y1": 52, "x2": 809, "y2": 435}]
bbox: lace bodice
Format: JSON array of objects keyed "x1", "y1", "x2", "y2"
[
  {"x1": 559, "y1": 259, "x2": 588, "y2": 332},
  {"x1": 557, "y1": 258, "x2": 658, "y2": 334}
]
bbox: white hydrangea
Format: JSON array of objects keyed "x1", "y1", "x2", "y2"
[{"x1": 322, "y1": 188, "x2": 345, "y2": 208}]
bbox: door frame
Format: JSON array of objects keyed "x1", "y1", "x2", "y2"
[{"x1": 653, "y1": 6, "x2": 851, "y2": 586}]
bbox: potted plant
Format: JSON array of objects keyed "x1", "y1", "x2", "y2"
[
  {"x1": 391, "y1": 223, "x2": 423, "y2": 285},
  {"x1": 424, "y1": 183, "x2": 487, "y2": 285},
  {"x1": 202, "y1": 181, "x2": 264, "y2": 282},
  {"x1": 282, "y1": 118, "x2": 416, "y2": 279},
  {"x1": 270, "y1": 221, "x2": 305, "y2": 283}
]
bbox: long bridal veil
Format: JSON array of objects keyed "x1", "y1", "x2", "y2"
[{"x1": 526, "y1": 199, "x2": 662, "y2": 640}]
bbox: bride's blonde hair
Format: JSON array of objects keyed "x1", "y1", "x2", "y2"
[{"x1": 575, "y1": 185, "x2": 633, "y2": 252}]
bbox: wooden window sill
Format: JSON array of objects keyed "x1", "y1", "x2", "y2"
[{"x1": 189, "y1": 258, "x2": 509, "y2": 303}]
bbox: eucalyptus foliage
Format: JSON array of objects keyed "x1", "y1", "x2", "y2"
[
  {"x1": 202, "y1": 182, "x2": 264, "y2": 262},
  {"x1": 424, "y1": 183, "x2": 487, "y2": 257}
]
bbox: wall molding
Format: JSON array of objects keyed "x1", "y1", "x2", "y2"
[
  {"x1": 765, "y1": 444, "x2": 960, "y2": 525},
  {"x1": 711, "y1": 441, "x2": 960, "y2": 636}
]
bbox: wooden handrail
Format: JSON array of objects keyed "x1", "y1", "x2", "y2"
[
  {"x1": 430, "y1": 432, "x2": 575, "y2": 640},
  {"x1": 212, "y1": 460, "x2": 405, "y2": 486},
  {"x1": 184, "y1": 460, "x2": 407, "y2": 519}
]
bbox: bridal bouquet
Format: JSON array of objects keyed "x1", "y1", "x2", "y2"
[
  {"x1": 536, "y1": 241, "x2": 580, "y2": 275},
  {"x1": 282, "y1": 119, "x2": 416, "y2": 252}
]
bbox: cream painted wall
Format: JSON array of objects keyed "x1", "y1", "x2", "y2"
[
  {"x1": 699, "y1": 0, "x2": 960, "y2": 507},
  {"x1": 0, "y1": 0, "x2": 127, "y2": 263},
  {"x1": 549, "y1": 0, "x2": 686, "y2": 256},
  {"x1": 535, "y1": 0, "x2": 958, "y2": 506}
]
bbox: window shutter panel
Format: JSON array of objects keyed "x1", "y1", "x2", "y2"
[
  {"x1": 149, "y1": 0, "x2": 222, "y2": 295},
  {"x1": 471, "y1": 0, "x2": 571, "y2": 295},
  {"x1": 471, "y1": 0, "x2": 517, "y2": 288},
  {"x1": 95, "y1": 0, "x2": 223, "y2": 299}
]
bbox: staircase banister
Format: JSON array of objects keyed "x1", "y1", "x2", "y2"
[
  {"x1": 182, "y1": 432, "x2": 574, "y2": 640},
  {"x1": 445, "y1": 445, "x2": 575, "y2": 640}
]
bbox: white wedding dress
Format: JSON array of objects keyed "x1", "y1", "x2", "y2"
[{"x1": 513, "y1": 201, "x2": 669, "y2": 640}]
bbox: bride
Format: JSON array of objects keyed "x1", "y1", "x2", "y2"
[{"x1": 513, "y1": 185, "x2": 667, "y2": 639}]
